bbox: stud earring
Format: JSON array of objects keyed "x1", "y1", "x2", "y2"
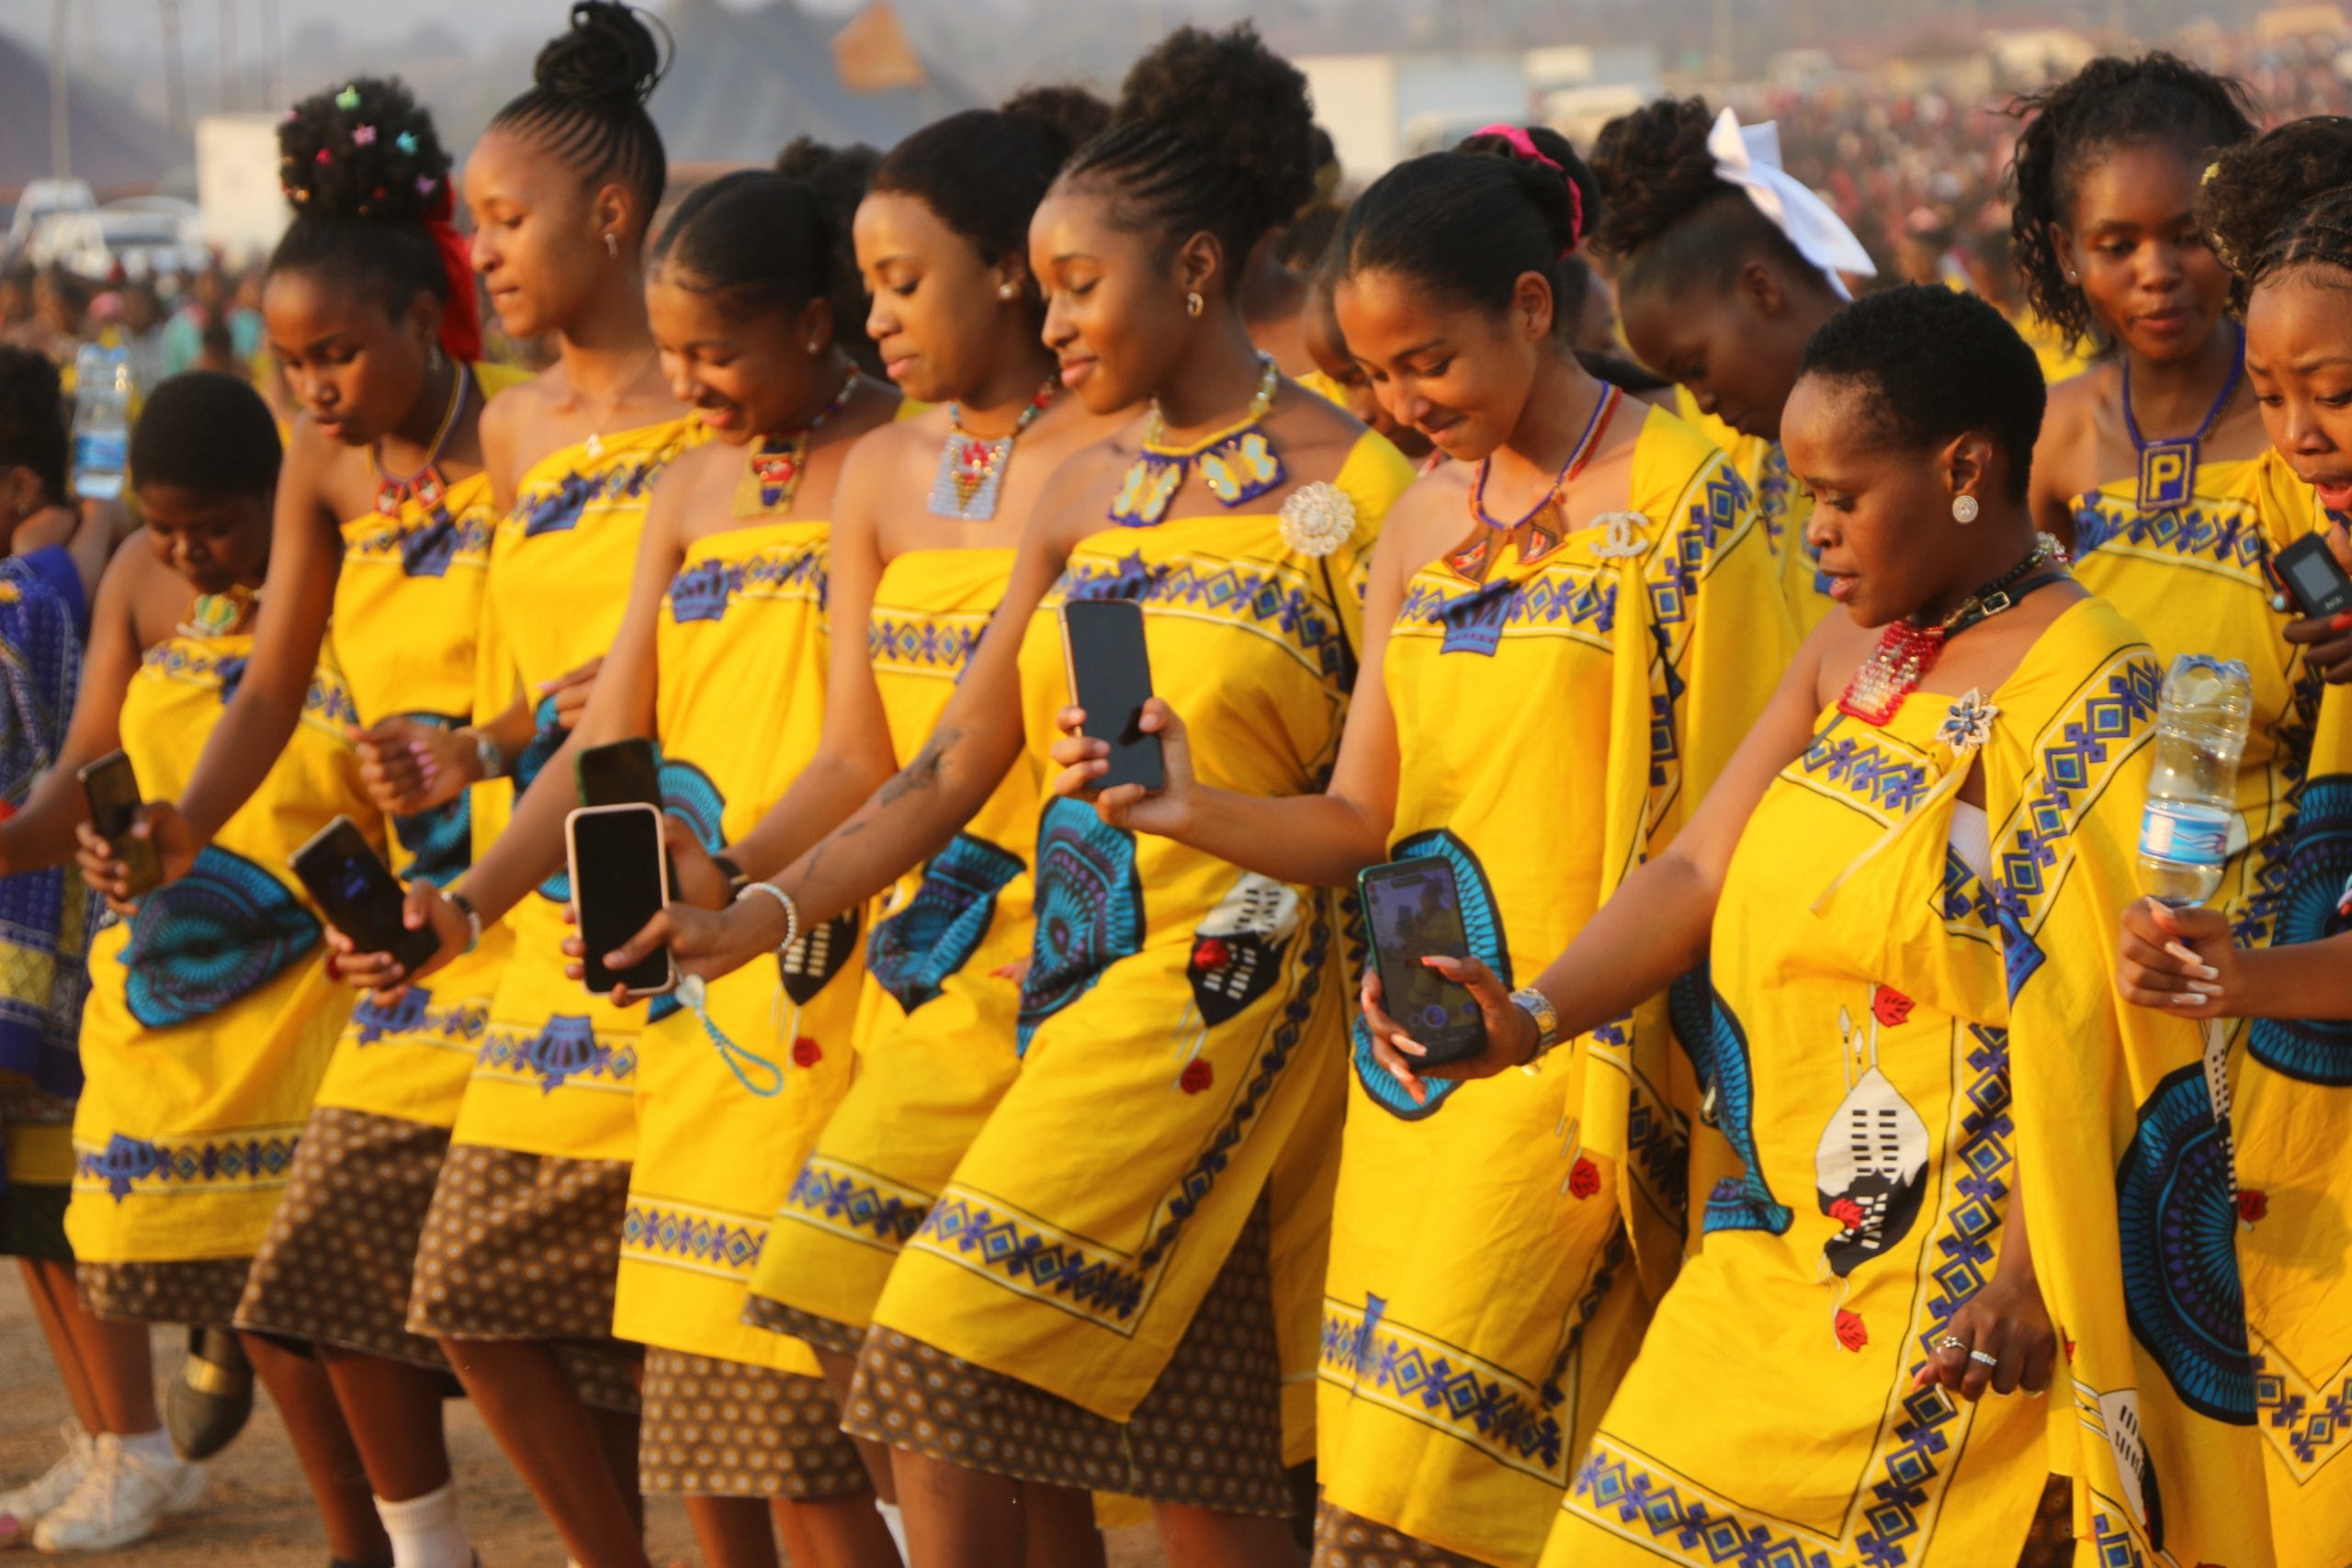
[
  {"x1": 2065, "y1": 269, "x2": 2079, "y2": 283},
  {"x1": 807, "y1": 339, "x2": 823, "y2": 355},
  {"x1": 997, "y1": 281, "x2": 1020, "y2": 301},
  {"x1": 1951, "y1": 494, "x2": 1980, "y2": 525},
  {"x1": 604, "y1": 232, "x2": 619, "y2": 258},
  {"x1": 1184, "y1": 290, "x2": 1204, "y2": 319},
  {"x1": 428, "y1": 343, "x2": 444, "y2": 374}
]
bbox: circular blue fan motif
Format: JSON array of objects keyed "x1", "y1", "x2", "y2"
[
  {"x1": 1352, "y1": 829, "x2": 1506, "y2": 1121},
  {"x1": 1017, "y1": 798, "x2": 1142, "y2": 1052},
  {"x1": 870, "y1": 832, "x2": 1025, "y2": 1013},
  {"x1": 121, "y1": 844, "x2": 322, "y2": 1029},
  {"x1": 658, "y1": 756, "x2": 726, "y2": 852},
  {"x1": 1689, "y1": 980, "x2": 1793, "y2": 1235},
  {"x1": 2115, "y1": 1064, "x2": 2256, "y2": 1423},
  {"x1": 2250, "y1": 773, "x2": 2352, "y2": 1084}
]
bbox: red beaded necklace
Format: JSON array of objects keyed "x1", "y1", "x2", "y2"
[{"x1": 1838, "y1": 535, "x2": 2067, "y2": 724}]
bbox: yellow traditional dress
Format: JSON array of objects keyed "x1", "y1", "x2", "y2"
[
  {"x1": 1552, "y1": 596, "x2": 2273, "y2": 1566},
  {"x1": 67, "y1": 621, "x2": 375, "y2": 1324},
  {"x1": 1317, "y1": 403, "x2": 1792, "y2": 1565},
  {"x1": 2211, "y1": 451, "x2": 2352, "y2": 1568},
  {"x1": 745, "y1": 545, "x2": 1035, "y2": 1348},
  {"x1": 844, "y1": 430, "x2": 1414, "y2": 1510}
]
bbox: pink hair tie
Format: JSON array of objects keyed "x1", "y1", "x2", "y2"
[{"x1": 1472, "y1": 123, "x2": 1583, "y2": 253}]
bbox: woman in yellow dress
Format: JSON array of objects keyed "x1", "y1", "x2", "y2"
[
  {"x1": 1372, "y1": 285, "x2": 2271, "y2": 1567},
  {"x1": 1589, "y1": 97, "x2": 1879, "y2": 636},
  {"x1": 596, "y1": 25, "x2": 1408, "y2": 1562},
  {"x1": 10, "y1": 374, "x2": 393, "y2": 1558},
  {"x1": 187, "y1": 78, "x2": 516, "y2": 1568},
  {"x1": 1046, "y1": 129, "x2": 1794, "y2": 1567},
  {"x1": 2110, "y1": 117, "x2": 2352, "y2": 1568}
]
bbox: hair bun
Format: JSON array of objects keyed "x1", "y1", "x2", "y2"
[
  {"x1": 1456, "y1": 125, "x2": 1594, "y2": 256},
  {"x1": 277, "y1": 76, "x2": 452, "y2": 223},
  {"x1": 2203, "y1": 115, "x2": 2352, "y2": 280},
  {"x1": 1001, "y1": 85, "x2": 1113, "y2": 164},
  {"x1": 1589, "y1": 97, "x2": 1726, "y2": 264},
  {"x1": 1114, "y1": 24, "x2": 1316, "y2": 244},
  {"x1": 533, "y1": 1, "x2": 668, "y2": 113}
]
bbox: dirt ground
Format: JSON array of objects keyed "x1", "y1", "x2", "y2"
[{"x1": 0, "y1": 1273, "x2": 1163, "y2": 1565}]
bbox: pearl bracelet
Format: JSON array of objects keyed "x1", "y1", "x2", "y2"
[{"x1": 736, "y1": 880, "x2": 800, "y2": 954}]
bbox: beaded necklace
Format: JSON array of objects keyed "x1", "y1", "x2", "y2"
[
  {"x1": 733, "y1": 367, "x2": 860, "y2": 519},
  {"x1": 1108, "y1": 354, "x2": 1283, "y2": 528},
  {"x1": 369, "y1": 364, "x2": 469, "y2": 521},
  {"x1": 1838, "y1": 535, "x2": 2068, "y2": 725},
  {"x1": 930, "y1": 381, "x2": 1057, "y2": 520},
  {"x1": 2122, "y1": 322, "x2": 2244, "y2": 513},
  {"x1": 1447, "y1": 384, "x2": 1623, "y2": 582}
]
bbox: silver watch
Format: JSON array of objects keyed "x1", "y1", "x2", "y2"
[
  {"x1": 468, "y1": 728, "x2": 506, "y2": 783},
  {"x1": 1510, "y1": 987, "x2": 1561, "y2": 1065}
]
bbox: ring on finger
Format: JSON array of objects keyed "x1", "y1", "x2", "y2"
[
  {"x1": 1935, "y1": 1335, "x2": 1966, "y2": 1354},
  {"x1": 1968, "y1": 1349, "x2": 2001, "y2": 1368}
]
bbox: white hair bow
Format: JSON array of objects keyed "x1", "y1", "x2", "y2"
[{"x1": 1706, "y1": 107, "x2": 1877, "y2": 301}]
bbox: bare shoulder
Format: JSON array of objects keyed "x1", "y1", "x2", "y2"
[
  {"x1": 1265, "y1": 380, "x2": 1371, "y2": 484},
  {"x1": 1032, "y1": 434, "x2": 1141, "y2": 554}
]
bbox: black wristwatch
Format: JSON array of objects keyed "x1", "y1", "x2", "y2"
[{"x1": 709, "y1": 853, "x2": 751, "y2": 899}]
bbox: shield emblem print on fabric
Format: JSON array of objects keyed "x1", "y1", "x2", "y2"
[
  {"x1": 2098, "y1": 1387, "x2": 2166, "y2": 1551},
  {"x1": 1814, "y1": 993, "x2": 1930, "y2": 1279},
  {"x1": 1185, "y1": 872, "x2": 1302, "y2": 1026}
]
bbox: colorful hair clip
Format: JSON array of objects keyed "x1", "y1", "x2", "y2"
[
  {"x1": 353, "y1": 124, "x2": 378, "y2": 146},
  {"x1": 415, "y1": 175, "x2": 437, "y2": 195},
  {"x1": 315, "y1": 148, "x2": 332, "y2": 164},
  {"x1": 335, "y1": 85, "x2": 361, "y2": 110},
  {"x1": 396, "y1": 131, "x2": 419, "y2": 155}
]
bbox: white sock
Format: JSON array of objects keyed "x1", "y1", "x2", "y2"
[
  {"x1": 876, "y1": 1498, "x2": 908, "y2": 1556},
  {"x1": 118, "y1": 1428, "x2": 175, "y2": 1463},
  {"x1": 375, "y1": 1481, "x2": 470, "y2": 1568}
]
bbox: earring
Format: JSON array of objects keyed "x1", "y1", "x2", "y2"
[
  {"x1": 428, "y1": 343, "x2": 444, "y2": 374},
  {"x1": 807, "y1": 339, "x2": 823, "y2": 355},
  {"x1": 604, "y1": 232, "x2": 619, "y2": 258},
  {"x1": 2065, "y1": 269, "x2": 2079, "y2": 283},
  {"x1": 1951, "y1": 494, "x2": 1980, "y2": 525},
  {"x1": 1184, "y1": 290, "x2": 1204, "y2": 319},
  {"x1": 998, "y1": 281, "x2": 1020, "y2": 301}
]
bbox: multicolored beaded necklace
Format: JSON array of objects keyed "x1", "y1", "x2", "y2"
[
  {"x1": 1838, "y1": 534, "x2": 2068, "y2": 725},
  {"x1": 1108, "y1": 353, "x2": 1283, "y2": 528},
  {"x1": 2122, "y1": 322, "x2": 2244, "y2": 513},
  {"x1": 369, "y1": 363, "x2": 469, "y2": 521},
  {"x1": 929, "y1": 381, "x2": 1057, "y2": 520},
  {"x1": 1448, "y1": 383, "x2": 1622, "y2": 582},
  {"x1": 733, "y1": 367, "x2": 860, "y2": 519}
]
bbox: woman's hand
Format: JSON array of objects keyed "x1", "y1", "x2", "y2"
[
  {"x1": 542, "y1": 656, "x2": 604, "y2": 730},
  {"x1": 353, "y1": 718, "x2": 477, "y2": 817},
  {"x1": 1358, "y1": 956, "x2": 1538, "y2": 1107},
  {"x1": 2280, "y1": 519, "x2": 2352, "y2": 683},
  {"x1": 1047, "y1": 698, "x2": 1198, "y2": 836},
  {"x1": 74, "y1": 802, "x2": 194, "y2": 914},
  {"x1": 1914, "y1": 1269, "x2": 2056, "y2": 1402},
  {"x1": 597, "y1": 893, "x2": 784, "y2": 990},
  {"x1": 2115, "y1": 897, "x2": 2241, "y2": 1019},
  {"x1": 664, "y1": 820, "x2": 731, "y2": 912},
  {"x1": 323, "y1": 879, "x2": 470, "y2": 1003}
]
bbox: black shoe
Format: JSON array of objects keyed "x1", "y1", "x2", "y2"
[{"x1": 165, "y1": 1325, "x2": 254, "y2": 1461}]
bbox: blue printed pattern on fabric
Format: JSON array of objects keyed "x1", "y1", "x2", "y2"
[
  {"x1": 119, "y1": 844, "x2": 322, "y2": 1030},
  {"x1": 0, "y1": 558, "x2": 93, "y2": 1097},
  {"x1": 76, "y1": 1126, "x2": 302, "y2": 1203},
  {"x1": 1061, "y1": 548, "x2": 1354, "y2": 682},
  {"x1": 2072, "y1": 493, "x2": 2268, "y2": 577},
  {"x1": 1016, "y1": 798, "x2": 1143, "y2": 1051},
  {"x1": 385, "y1": 713, "x2": 473, "y2": 887},
  {"x1": 666, "y1": 542, "x2": 825, "y2": 626},
  {"x1": 2248, "y1": 772, "x2": 2352, "y2": 1083},
  {"x1": 1689, "y1": 987, "x2": 1794, "y2": 1236},
  {"x1": 515, "y1": 457, "x2": 670, "y2": 539},
  {"x1": 511, "y1": 694, "x2": 571, "y2": 904},
  {"x1": 868, "y1": 832, "x2": 1025, "y2": 1013}
]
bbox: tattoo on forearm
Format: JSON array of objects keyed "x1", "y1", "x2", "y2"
[{"x1": 877, "y1": 727, "x2": 963, "y2": 807}]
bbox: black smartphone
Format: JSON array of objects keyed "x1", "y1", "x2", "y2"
[
  {"x1": 1059, "y1": 598, "x2": 1164, "y2": 794},
  {"x1": 75, "y1": 750, "x2": 162, "y2": 896},
  {"x1": 1357, "y1": 857, "x2": 1488, "y2": 1066},
  {"x1": 2271, "y1": 532, "x2": 2352, "y2": 619},
  {"x1": 576, "y1": 738, "x2": 662, "y2": 808},
  {"x1": 289, "y1": 816, "x2": 440, "y2": 973},
  {"x1": 566, "y1": 803, "x2": 675, "y2": 998}
]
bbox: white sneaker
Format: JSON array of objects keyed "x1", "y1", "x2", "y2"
[
  {"x1": 29, "y1": 1435, "x2": 204, "y2": 1552},
  {"x1": 0, "y1": 1425, "x2": 96, "y2": 1549}
]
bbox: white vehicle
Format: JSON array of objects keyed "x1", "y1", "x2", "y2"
[
  {"x1": 6, "y1": 177, "x2": 96, "y2": 257},
  {"x1": 25, "y1": 199, "x2": 207, "y2": 282}
]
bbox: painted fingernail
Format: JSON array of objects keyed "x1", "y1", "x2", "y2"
[
  {"x1": 2333, "y1": 611, "x2": 2352, "y2": 631},
  {"x1": 2188, "y1": 981, "x2": 2222, "y2": 996},
  {"x1": 2163, "y1": 941, "x2": 2201, "y2": 964},
  {"x1": 2166, "y1": 992, "x2": 2204, "y2": 1006},
  {"x1": 2194, "y1": 964, "x2": 2221, "y2": 980}
]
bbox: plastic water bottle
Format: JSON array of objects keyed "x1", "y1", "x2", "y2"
[
  {"x1": 70, "y1": 344, "x2": 130, "y2": 502},
  {"x1": 2138, "y1": 654, "x2": 2254, "y2": 907}
]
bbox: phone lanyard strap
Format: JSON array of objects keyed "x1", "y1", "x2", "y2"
[{"x1": 673, "y1": 975, "x2": 785, "y2": 1098}]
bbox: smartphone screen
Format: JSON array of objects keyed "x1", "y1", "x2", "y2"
[
  {"x1": 1060, "y1": 599, "x2": 1165, "y2": 794},
  {"x1": 1359, "y1": 859, "x2": 1487, "y2": 1064},
  {"x1": 569, "y1": 804, "x2": 673, "y2": 997},
  {"x1": 2275, "y1": 534, "x2": 2352, "y2": 618},
  {"x1": 576, "y1": 739, "x2": 662, "y2": 809},
  {"x1": 75, "y1": 750, "x2": 163, "y2": 895},
  {"x1": 290, "y1": 816, "x2": 438, "y2": 972}
]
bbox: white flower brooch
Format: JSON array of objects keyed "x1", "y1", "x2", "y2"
[
  {"x1": 1936, "y1": 689, "x2": 2001, "y2": 753},
  {"x1": 1279, "y1": 482, "x2": 1356, "y2": 558}
]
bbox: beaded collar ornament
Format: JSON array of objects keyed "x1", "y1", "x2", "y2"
[
  {"x1": 1448, "y1": 383, "x2": 1623, "y2": 583},
  {"x1": 930, "y1": 381, "x2": 1057, "y2": 520},
  {"x1": 1109, "y1": 353, "x2": 1283, "y2": 528},
  {"x1": 370, "y1": 364, "x2": 470, "y2": 523},
  {"x1": 735, "y1": 367, "x2": 860, "y2": 519},
  {"x1": 2123, "y1": 322, "x2": 2244, "y2": 513},
  {"x1": 1838, "y1": 534, "x2": 2068, "y2": 724}
]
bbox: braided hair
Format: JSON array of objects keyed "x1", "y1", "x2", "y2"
[
  {"x1": 1059, "y1": 25, "x2": 1317, "y2": 285},
  {"x1": 775, "y1": 136, "x2": 885, "y2": 375},
  {"x1": 2201, "y1": 116, "x2": 2352, "y2": 300},
  {"x1": 488, "y1": 2, "x2": 670, "y2": 222},
  {"x1": 1340, "y1": 125, "x2": 1595, "y2": 324},
  {"x1": 1589, "y1": 96, "x2": 1823, "y2": 302},
  {"x1": 2005, "y1": 52, "x2": 2256, "y2": 346},
  {"x1": 270, "y1": 77, "x2": 466, "y2": 352}
]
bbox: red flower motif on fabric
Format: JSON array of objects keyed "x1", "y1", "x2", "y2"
[
  {"x1": 1192, "y1": 938, "x2": 1231, "y2": 971},
  {"x1": 1179, "y1": 1059, "x2": 1214, "y2": 1094},
  {"x1": 1834, "y1": 1309, "x2": 1868, "y2": 1352},
  {"x1": 1568, "y1": 1157, "x2": 1600, "y2": 1200},
  {"x1": 1871, "y1": 987, "x2": 1915, "y2": 1029},
  {"x1": 790, "y1": 1038, "x2": 821, "y2": 1068},
  {"x1": 1829, "y1": 1197, "x2": 1867, "y2": 1230},
  {"x1": 2238, "y1": 1189, "x2": 2267, "y2": 1224}
]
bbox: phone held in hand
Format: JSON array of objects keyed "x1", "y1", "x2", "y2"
[
  {"x1": 1058, "y1": 598, "x2": 1166, "y2": 795},
  {"x1": 1356, "y1": 857, "x2": 1487, "y2": 1066},
  {"x1": 2270, "y1": 532, "x2": 2352, "y2": 619},
  {"x1": 567, "y1": 802, "x2": 676, "y2": 998},
  {"x1": 75, "y1": 749, "x2": 163, "y2": 896},
  {"x1": 289, "y1": 816, "x2": 440, "y2": 974},
  {"x1": 576, "y1": 738, "x2": 662, "y2": 809}
]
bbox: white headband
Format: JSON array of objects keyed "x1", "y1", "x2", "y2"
[{"x1": 1706, "y1": 107, "x2": 1877, "y2": 302}]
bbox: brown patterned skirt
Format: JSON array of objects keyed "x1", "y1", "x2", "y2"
[
  {"x1": 639, "y1": 1348, "x2": 871, "y2": 1501},
  {"x1": 842, "y1": 1201, "x2": 1291, "y2": 1517},
  {"x1": 1312, "y1": 1501, "x2": 1485, "y2": 1567},
  {"x1": 79, "y1": 1258, "x2": 253, "y2": 1325},
  {"x1": 235, "y1": 1106, "x2": 449, "y2": 1369},
  {"x1": 406, "y1": 1141, "x2": 642, "y2": 1413},
  {"x1": 740, "y1": 1295, "x2": 866, "y2": 1359}
]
